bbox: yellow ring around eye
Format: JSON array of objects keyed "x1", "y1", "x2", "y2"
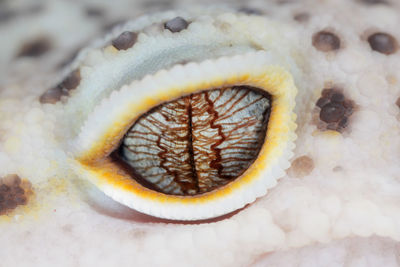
[{"x1": 71, "y1": 51, "x2": 297, "y2": 220}]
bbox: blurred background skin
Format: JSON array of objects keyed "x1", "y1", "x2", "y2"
[
  {"x1": 0, "y1": 0, "x2": 199, "y2": 85},
  {"x1": 0, "y1": 0, "x2": 236, "y2": 84}
]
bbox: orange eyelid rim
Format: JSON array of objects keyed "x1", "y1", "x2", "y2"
[{"x1": 75, "y1": 66, "x2": 296, "y2": 204}]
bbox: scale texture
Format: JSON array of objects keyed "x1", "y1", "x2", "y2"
[{"x1": 1, "y1": 0, "x2": 400, "y2": 266}]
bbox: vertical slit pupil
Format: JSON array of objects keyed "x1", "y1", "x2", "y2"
[{"x1": 118, "y1": 86, "x2": 272, "y2": 196}]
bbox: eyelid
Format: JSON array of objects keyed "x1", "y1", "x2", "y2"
[
  {"x1": 61, "y1": 12, "x2": 294, "y2": 138},
  {"x1": 63, "y1": 18, "x2": 255, "y2": 134},
  {"x1": 70, "y1": 51, "x2": 297, "y2": 220},
  {"x1": 72, "y1": 51, "x2": 293, "y2": 161}
]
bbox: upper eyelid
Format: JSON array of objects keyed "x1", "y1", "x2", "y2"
[{"x1": 58, "y1": 12, "x2": 298, "y2": 138}]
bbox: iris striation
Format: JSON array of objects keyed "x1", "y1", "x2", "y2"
[{"x1": 119, "y1": 86, "x2": 271, "y2": 195}]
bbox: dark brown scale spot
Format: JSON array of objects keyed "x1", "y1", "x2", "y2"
[
  {"x1": 0, "y1": 184, "x2": 10, "y2": 193},
  {"x1": 238, "y1": 7, "x2": 263, "y2": 15},
  {"x1": 333, "y1": 166, "x2": 343, "y2": 172},
  {"x1": 15, "y1": 196, "x2": 27, "y2": 205},
  {"x1": 359, "y1": 0, "x2": 388, "y2": 5},
  {"x1": 331, "y1": 92, "x2": 344, "y2": 103},
  {"x1": 112, "y1": 31, "x2": 138, "y2": 51},
  {"x1": 315, "y1": 88, "x2": 355, "y2": 132},
  {"x1": 316, "y1": 97, "x2": 330, "y2": 108},
  {"x1": 288, "y1": 155, "x2": 315, "y2": 178},
  {"x1": 4, "y1": 199, "x2": 17, "y2": 210},
  {"x1": 338, "y1": 117, "x2": 349, "y2": 128},
  {"x1": 0, "y1": 9, "x2": 16, "y2": 23},
  {"x1": 320, "y1": 103, "x2": 345, "y2": 123},
  {"x1": 164, "y1": 17, "x2": 189, "y2": 33},
  {"x1": 61, "y1": 69, "x2": 81, "y2": 90},
  {"x1": 367, "y1": 32, "x2": 398, "y2": 55},
  {"x1": 343, "y1": 101, "x2": 354, "y2": 117},
  {"x1": 0, "y1": 175, "x2": 32, "y2": 215},
  {"x1": 17, "y1": 37, "x2": 52, "y2": 58},
  {"x1": 85, "y1": 6, "x2": 105, "y2": 18},
  {"x1": 141, "y1": 0, "x2": 175, "y2": 9},
  {"x1": 321, "y1": 88, "x2": 333, "y2": 97},
  {"x1": 39, "y1": 69, "x2": 81, "y2": 104},
  {"x1": 395, "y1": 97, "x2": 400, "y2": 108},
  {"x1": 312, "y1": 31, "x2": 341, "y2": 52},
  {"x1": 277, "y1": 0, "x2": 294, "y2": 4},
  {"x1": 39, "y1": 85, "x2": 67, "y2": 104},
  {"x1": 293, "y1": 12, "x2": 310, "y2": 22},
  {"x1": 117, "y1": 86, "x2": 271, "y2": 196},
  {"x1": 13, "y1": 187, "x2": 24, "y2": 195}
]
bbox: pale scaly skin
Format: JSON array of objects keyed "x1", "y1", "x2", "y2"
[{"x1": 1, "y1": 0, "x2": 400, "y2": 266}]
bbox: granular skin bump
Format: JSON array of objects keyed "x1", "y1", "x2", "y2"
[
  {"x1": 0, "y1": 174, "x2": 32, "y2": 215},
  {"x1": 112, "y1": 31, "x2": 138, "y2": 50},
  {"x1": 312, "y1": 31, "x2": 341, "y2": 52},
  {"x1": 164, "y1": 17, "x2": 189, "y2": 33},
  {"x1": 367, "y1": 32, "x2": 398, "y2": 55}
]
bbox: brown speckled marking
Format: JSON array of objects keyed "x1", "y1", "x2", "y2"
[
  {"x1": 277, "y1": 0, "x2": 294, "y2": 4},
  {"x1": 367, "y1": 32, "x2": 398, "y2": 55},
  {"x1": 17, "y1": 37, "x2": 52, "y2": 58},
  {"x1": 62, "y1": 224, "x2": 74, "y2": 233},
  {"x1": 39, "y1": 69, "x2": 81, "y2": 104},
  {"x1": 0, "y1": 9, "x2": 16, "y2": 23},
  {"x1": 164, "y1": 17, "x2": 189, "y2": 33},
  {"x1": 359, "y1": 0, "x2": 388, "y2": 5},
  {"x1": 238, "y1": 7, "x2": 263, "y2": 15},
  {"x1": 312, "y1": 31, "x2": 341, "y2": 52},
  {"x1": 314, "y1": 88, "x2": 355, "y2": 132},
  {"x1": 85, "y1": 6, "x2": 105, "y2": 18},
  {"x1": 288, "y1": 156, "x2": 315, "y2": 178},
  {"x1": 61, "y1": 69, "x2": 81, "y2": 90},
  {"x1": 395, "y1": 97, "x2": 400, "y2": 109},
  {"x1": 0, "y1": 175, "x2": 33, "y2": 215},
  {"x1": 333, "y1": 166, "x2": 344, "y2": 172},
  {"x1": 39, "y1": 85, "x2": 67, "y2": 104},
  {"x1": 293, "y1": 12, "x2": 310, "y2": 22},
  {"x1": 112, "y1": 31, "x2": 138, "y2": 50}
]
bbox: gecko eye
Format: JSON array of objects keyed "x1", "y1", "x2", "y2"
[
  {"x1": 116, "y1": 85, "x2": 271, "y2": 196},
  {"x1": 71, "y1": 51, "x2": 297, "y2": 220}
]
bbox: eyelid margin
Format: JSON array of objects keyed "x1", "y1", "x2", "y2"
[{"x1": 70, "y1": 51, "x2": 297, "y2": 220}]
